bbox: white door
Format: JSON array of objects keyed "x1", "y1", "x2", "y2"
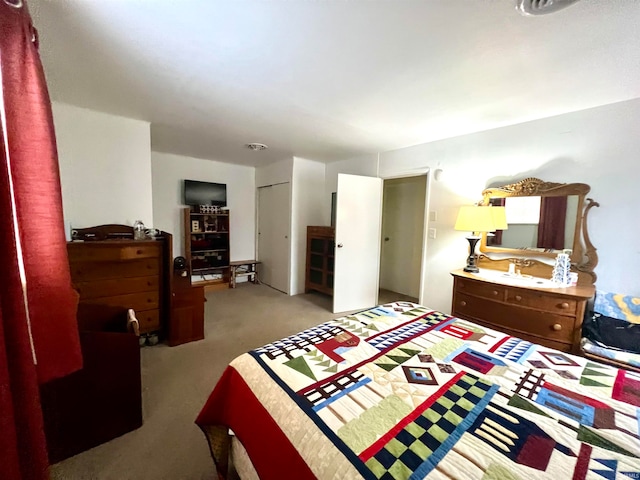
[
  {"x1": 333, "y1": 174, "x2": 383, "y2": 313},
  {"x1": 258, "y1": 183, "x2": 290, "y2": 293}
]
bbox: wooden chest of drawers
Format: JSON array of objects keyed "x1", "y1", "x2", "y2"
[
  {"x1": 68, "y1": 239, "x2": 169, "y2": 336},
  {"x1": 451, "y1": 269, "x2": 594, "y2": 353}
]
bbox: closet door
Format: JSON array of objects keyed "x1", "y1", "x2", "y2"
[{"x1": 257, "y1": 183, "x2": 290, "y2": 294}]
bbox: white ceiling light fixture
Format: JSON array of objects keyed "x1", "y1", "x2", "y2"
[
  {"x1": 516, "y1": 0, "x2": 582, "y2": 16},
  {"x1": 245, "y1": 143, "x2": 268, "y2": 151}
]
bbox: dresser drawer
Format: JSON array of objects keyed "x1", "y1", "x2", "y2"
[
  {"x1": 74, "y1": 276, "x2": 159, "y2": 300},
  {"x1": 81, "y1": 291, "x2": 160, "y2": 312},
  {"x1": 70, "y1": 258, "x2": 160, "y2": 281},
  {"x1": 453, "y1": 292, "x2": 577, "y2": 344},
  {"x1": 137, "y1": 309, "x2": 160, "y2": 334},
  {"x1": 68, "y1": 243, "x2": 161, "y2": 263},
  {"x1": 505, "y1": 289, "x2": 577, "y2": 315},
  {"x1": 455, "y1": 278, "x2": 506, "y2": 301}
]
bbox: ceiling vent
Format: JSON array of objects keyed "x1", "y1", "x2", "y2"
[
  {"x1": 245, "y1": 143, "x2": 268, "y2": 151},
  {"x1": 516, "y1": 0, "x2": 581, "y2": 15}
]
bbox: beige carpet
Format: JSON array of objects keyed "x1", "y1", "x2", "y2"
[{"x1": 50, "y1": 286, "x2": 416, "y2": 480}]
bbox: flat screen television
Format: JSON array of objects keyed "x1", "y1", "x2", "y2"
[{"x1": 183, "y1": 180, "x2": 227, "y2": 206}]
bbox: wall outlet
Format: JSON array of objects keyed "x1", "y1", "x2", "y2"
[{"x1": 428, "y1": 228, "x2": 437, "y2": 239}]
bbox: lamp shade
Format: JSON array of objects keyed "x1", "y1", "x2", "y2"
[{"x1": 454, "y1": 205, "x2": 507, "y2": 234}]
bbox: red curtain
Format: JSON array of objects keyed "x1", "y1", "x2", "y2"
[
  {"x1": 537, "y1": 196, "x2": 567, "y2": 250},
  {"x1": 487, "y1": 198, "x2": 505, "y2": 246},
  {"x1": 1, "y1": 2, "x2": 82, "y2": 478}
]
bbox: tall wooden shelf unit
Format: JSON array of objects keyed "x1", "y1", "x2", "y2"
[
  {"x1": 183, "y1": 207, "x2": 230, "y2": 291},
  {"x1": 305, "y1": 226, "x2": 335, "y2": 296}
]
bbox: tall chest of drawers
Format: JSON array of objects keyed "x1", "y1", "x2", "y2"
[
  {"x1": 68, "y1": 239, "x2": 170, "y2": 336},
  {"x1": 451, "y1": 269, "x2": 594, "y2": 353}
]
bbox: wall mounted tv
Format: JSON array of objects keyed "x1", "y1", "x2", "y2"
[{"x1": 183, "y1": 180, "x2": 227, "y2": 206}]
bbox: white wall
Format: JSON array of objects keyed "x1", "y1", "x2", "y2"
[
  {"x1": 53, "y1": 102, "x2": 153, "y2": 229},
  {"x1": 151, "y1": 152, "x2": 255, "y2": 260},
  {"x1": 291, "y1": 158, "x2": 326, "y2": 295},
  {"x1": 328, "y1": 97, "x2": 640, "y2": 312},
  {"x1": 255, "y1": 157, "x2": 294, "y2": 187}
]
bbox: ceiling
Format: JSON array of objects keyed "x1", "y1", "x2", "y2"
[{"x1": 30, "y1": 0, "x2": 640, "y2": 167}]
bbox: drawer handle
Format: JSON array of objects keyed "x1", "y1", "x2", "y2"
[
  {"x1": 137, "y1": 249, "x2": 143, "y2": 255},
  {"x1": 515, "y1": 295, "x2": 522, "y2": 301},
  {"x1": 492, "y1": 290, "x2": 499, "y2": 296},
  {"x1": 552, "y1": 323, "x2": 562, "y2": 331},
  {"x1": 560, "y1": 302, "x2": 569, "y2": 309},
  {"x1": 460, "y1": 301, "x2": 467, "y2": 307}
]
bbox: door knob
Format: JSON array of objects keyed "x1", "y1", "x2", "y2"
[
  {"x1": 337, "y1": 243, "x2": 343, "y2": 248},
  {"x1": 384, "y1": 237, "x2": 390, "y2": 242}
]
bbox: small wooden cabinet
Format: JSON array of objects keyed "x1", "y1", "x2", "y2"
[
  {"x1": 305, "y1": 226, "x2": 335, "y2": 296},
  {"x1": 183, "y1": 207, "x2": 231, "y2": 290},
  {"x1": 451, "y1": 269, "x2": 594, "y2": 353},
  {"x1": 168, "y1": 269, "x2": 205, "y2": 346}
]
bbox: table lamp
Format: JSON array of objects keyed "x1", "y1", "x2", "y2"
[{"x1": 454, "y1": 205, "x2": 507, "y2": 272}]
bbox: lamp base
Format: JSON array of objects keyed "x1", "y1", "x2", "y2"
[{"x1": 463, "y1": 236, "x2": 481, "y2": 273}]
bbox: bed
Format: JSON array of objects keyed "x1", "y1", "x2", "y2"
[{"x1": 196, "y1": 302, "x2": 640, "y2": 479}]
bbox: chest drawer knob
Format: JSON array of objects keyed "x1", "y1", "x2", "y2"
[
  {"x1": 492, "y1": 290, "x2": 499, "y2": 296},
  {"x1": 560, "y1": 302, "x2": 569, "y2": 309},
  {"x1": 137, "y1": 249, "x2": 143, "y2": 255},
  {"x1": 515, "y1": 295, "x2": 522, "y2": 302},
  {"x1": 553, "y1": 323, "x2": 562, "y2": 331},
  {"x1": 460, "y1": 301, "x2": 467, "y2": 307}
]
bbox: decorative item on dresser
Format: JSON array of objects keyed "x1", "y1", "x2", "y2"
[
  {"x1": 67, "y1": 224, "x2": 172, "y2": 343},
  {"x1": 183, "y1": 206, "x2": 231, "y2": 291},
  {"x1": 451, "y1": 269, "x2": 594, "y2": 353},
  {"x1": 305, "y1": 226, "x2": 335, "y2": 296}
]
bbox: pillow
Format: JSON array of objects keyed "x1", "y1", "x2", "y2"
[
  {"x1": 594, "y1": 290, "x2": 640, "y2": 323},
  {"x1": 583, "y1": 312, "x2": 640, "y2": 354}
]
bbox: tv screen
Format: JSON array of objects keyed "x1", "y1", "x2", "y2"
[{"x1": 183, "y1": 180, "x2": 227, "y2": 206}]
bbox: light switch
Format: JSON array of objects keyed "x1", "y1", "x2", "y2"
[
  {"x1": 428, "y1": 228, "x2": 437, "y2": 239},
  {"x1": 429, "y1": 211, "x2": 437, "y2": 222}
]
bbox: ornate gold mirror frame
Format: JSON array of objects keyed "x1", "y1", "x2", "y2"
[{"x1": 477, "y1": 178, "x2": 599, "y2": 284}]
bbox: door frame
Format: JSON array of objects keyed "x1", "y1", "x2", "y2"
[
  {"x1": 378, "y1": 168, "x2": 431, "y2": 306},
  {"x1": 255, "y1": 182, "x2": 292, "y2": 295}
]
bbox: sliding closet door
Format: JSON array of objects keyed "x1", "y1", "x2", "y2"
[
  {"x1": 257, "y1": 183, "x2": 290, "y2": 294},
  {"x1": 333, "y1": 174, "x2": 383, "y2": 313}
]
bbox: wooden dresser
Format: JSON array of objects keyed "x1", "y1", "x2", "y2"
[
  {"x1": 451, "y1": 269, "x2": 594, "y2": 353},
  {"x1": 68, "y1": 238, "x2": 171, "y2": 337}
]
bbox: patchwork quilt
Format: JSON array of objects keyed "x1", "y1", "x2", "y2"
[{"x1": 197, "y1": 302, "x2": 640, "y2": 480}]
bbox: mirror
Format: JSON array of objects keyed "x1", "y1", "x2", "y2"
[
  {"x1": 478, "y1": 178, "x2": 599, "y2": 283},
  {"x1": 485, "y1": 194, "x2": 579, "y2": 252}
]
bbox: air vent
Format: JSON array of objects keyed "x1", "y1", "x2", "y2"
[
  {"x1": 245, "y1": 143, "x2": 268, "y2": 151},
  {"x1": 516, "y1": 0, "x2": 581, "y2": 15}
]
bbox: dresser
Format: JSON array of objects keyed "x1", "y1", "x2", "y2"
[
  {"x1": 451, "y1": 269, "x2": 594, "y2": 353},
  {"x1": 68, "y1": 237, "x2": 171, "y2": 337}
]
